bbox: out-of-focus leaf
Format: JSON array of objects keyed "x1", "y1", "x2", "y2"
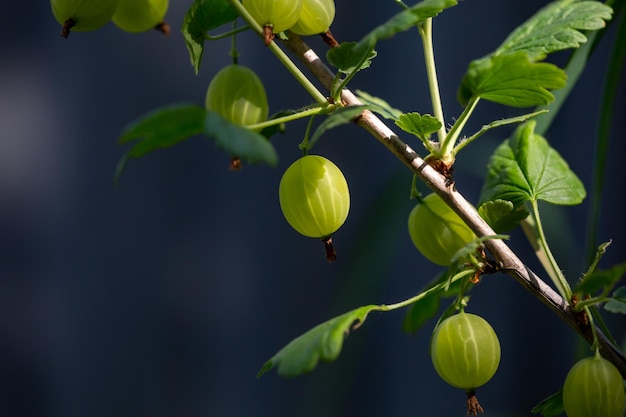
[
  {"x1": 605, "y1": 286, "x2": 626, "y2": 314},
  {"x1": 531, "y1": 389, "x2": 564, "y2": 417},
  {"x1": 308, "y1": 106, "x2": 367, "y2": 148},
  {"x1": 258, "y1": 305, "x2": 378, "y2": 378},
  {"x1": 355, "y1": 90, "x2": 404, "y2": 120}
]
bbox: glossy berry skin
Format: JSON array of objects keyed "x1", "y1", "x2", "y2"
[
  {"x1": 279, "y1": 155, "x2": 349, "y2": 238},
  {"x1": 242, "y1": 0, "x2": 303, "y2": 34},
  {"x1": 112, "y1": 0, "x2": 168, "y2": 33},
  {"x1": 430, "y1": 312, "x2": 501, "y2": 391},
  {"x1": 290, "y1": 0, "x2": 335, "y2": 35},
  {"x1": 563, "y1": 356, "x2": 625, "y2": 417},
  {"x1": 51, "y1": 0, "x2": 119, "y2": 36},
  {"x1": 408, "y1": 193, "x2": 476, "y2": 266},
  {"x1": 205, "y1": 64, "x2": 268, "y2": 128}
]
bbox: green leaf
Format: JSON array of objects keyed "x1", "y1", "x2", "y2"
[
  {"x1": 478, "y1": 200, "x2": 529, "y2": 233},
  {"x1": 403, "y1": 291, "x2": 441, "y2": 334},
  {"x1": 326, "y1": 0, "x2": 456, "y2": 73},
  {"x1": 458, "y1": 52, "x2": 567, "y2": 107},
  {"x1": 480, "y1": 120, "x2": 586, "y2": 207},
  {"x1": 605, "y1": 286, "x2": 626, "y2": 314},
  {"x1": 308, "y1": 106, "x2": 367, "y2": 148},
  {"x1": 355, "y1": 90, "x2": 404, "y2": 120},
  {"x1": 204, "y1": 111, "x2": 278, "y2": 166},
  {"x1": 575, "y1": 261, "x2": 626, "y2": 296},
  {"x1": 182, "y1": 0, "x2": 239, "y2": 74},
  {"x1": 258, "y1": 305, "x2": 378, "y2": 378},
  {"x1": 495, "y1": 0, "x2": 613, "y2": 60},
  {"x1": 395, "y1": 112, "x2": 442, "y2": 142},
  {"x1": 326, "y1": 42, "x2": 377, "y2": 74},
  {"x1": 531, "y1": 389, "x2": 564, "y2": 417}
]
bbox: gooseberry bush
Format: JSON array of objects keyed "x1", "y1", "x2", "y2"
[{"x1": 55, "y1": 0, "x2": 626, "y2": 415}]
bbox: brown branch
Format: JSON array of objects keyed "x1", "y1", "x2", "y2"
[{"x1": 281, "y1": 33, "x2": 626, "y2": 377}]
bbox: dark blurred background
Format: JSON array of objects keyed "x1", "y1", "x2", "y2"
[{"x1": 0, "y1": 1, "x2": 624, "y2": 416}]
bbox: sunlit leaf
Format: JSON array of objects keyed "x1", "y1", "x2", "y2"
[
  {"x1": 496, "y1": 0, "x2": 613, "y2": 60},
  {"x1": 458, "y1": 52, "x2": 567, "y2": 107},
  {"x1": 478, "y1": 200, "x2": 529, "y2": 233},
  {"x1": 258, "y1": 305, "x2": 378, "y2": 378},
  {"x1": 480, "y1": 121, "x2": 586, "y2": 207},
  {"x1": 395, "y1": 112, "x2": 442, "y2": 141},
  {"x1": 182, "y1": 0, "x2": 239, "y2": 74}
]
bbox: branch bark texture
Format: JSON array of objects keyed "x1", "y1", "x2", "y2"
[{"x1": 281, "y1": 34, "x2": 626, "y2": 377}]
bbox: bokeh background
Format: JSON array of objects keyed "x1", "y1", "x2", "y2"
[{"x1": 1, "y1": 1, "x2": 625, "y2": 416}]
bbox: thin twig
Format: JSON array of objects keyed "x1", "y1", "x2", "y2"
[{"x1": 281, "y1": 33, "x2": 626, "y2": 377}]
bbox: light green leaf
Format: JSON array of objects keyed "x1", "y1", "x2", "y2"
[
  {"x1": 495, "y1": 0, "x2": 613, "y2": 60},
  {"x1": 458, "y1": 52, "x2": 567, "y2": 107},
  {"x1": 308, "y1": 106, "x2": 367, "y2": 148},
  {"x1": 478, "y1": 200, "x2": 529, "y2": 233},
  {"x1": 204, "y1": 111, "x2": 278, "y2": 166},
  {"x1": 531, "y1": 389, "x2": 564, "y2": 417},
  {"x1": 182, "y1": 0, "x2": 239, "y2": 74},
  {"x1": 480, "y1": 121, "x2": 586, "y2": 207},
  {"x1": 355, "y1": 90, "x2": 404, "y2": 120},
  {"x1": 395, "y1": 112, "x2": 442, "y2": 142},
  {"x1": 258, "y1": 305, "x2": 378, "y2": 378},
  {"x1": 605, "y1": 286, "x2": 626, "y2": 314}
]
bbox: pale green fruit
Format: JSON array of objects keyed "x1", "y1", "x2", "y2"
[
  {"x1": 242, "y1": 0, "x2": 303, "y2": 33},
  {"x1": 290, "y1": 0, "x2": 335, "y2": 35},
  {"x1": 51, "y1": 0, "x2": 119, "y2": 38},
  {"x1": 112, "y1": 0, "x2": 169, "y2": 33}
]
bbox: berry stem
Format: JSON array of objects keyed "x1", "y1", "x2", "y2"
[{"x1": 228, "y1": 0, "x2": 329, "y2": 105}]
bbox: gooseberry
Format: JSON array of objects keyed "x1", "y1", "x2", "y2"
[
  {"x1": 242, "y1": 0, "x2": 303, "y2": 44},
  {"x1": 112, "y1": 0, "x2": 169, "y2": 34},
  {"x1": 205, "y1": 64, "x2": 269, "y2": 128},
  {"x1": 278, "y1": 155, "x2": 349, "y2": 239},
  {"x1": 51, "y1": 0, "x2": 119, "y2": 38},
  {"x1": 290, "y1": 0, "x2": 335, "y2": 36},
  {"x1": 408, "y1": 193, "x2": 476, "y2": 266},
  {"x1": 562, "y1": 355, "x2": 625, "y2": 417},
  {"x1": 430, "y1": 311, "x2": 501, "y2": 391}
]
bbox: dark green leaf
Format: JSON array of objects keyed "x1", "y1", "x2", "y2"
[
  {"x1": 326, "y1": 42, "x2": 377, "y2": 74},
  {"x1": 496, "y1": 0, "x2": 613, "y2": 60},
  {"x1": 605, "y1": 286, "x2": 626, "y2": 314},
  {"x1": 258, "y1": 305, "x2": 378, "y2": 378},
  {"x1": 182, "y1": 0, "x2": 239, "y2": 74},
  {"x1": 478, "y1": 199, "x2": 529, "y2": 233},
  {"x1": 355, "y1": 90, "x2": 404, "y2": 120},
  {"x1": 395, "y1": 112, "x2": 442, "y2": 142},
  {"x1": 458, "y1": 52, "x2": 567, "y2": 107},
  {"x1": 403, "y1": 291, "x2": 441, "y2": 334},
  {"x1": 326, "y1": 0, "x2": 456, "y2": 73},
  {"x1": 204, "y1": 111, "x2": 278, "y2": 166},
  {"x1": 308, "y1": 106, "x2": 367, "y2": 148},
  {"x1": 575, "y1": 262, "x2": 626, "y2": 296},
  {"x1": 531, "y1": 389, "x2": 564, "y2": 417},
  {"x1": 480, "y1": 121, "x2": 586, "y2": 207}
]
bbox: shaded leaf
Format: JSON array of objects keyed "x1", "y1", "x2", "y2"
[
  {"x1": 308, "y1": 105, "x2": 367, "y2": 148},
  {"x1": 496, "y1": 0, "x2": 613, "y2": 60},
  {"x1": 395, "y1": 112, "x2": 442, "y2": 141},
  {"x1": 575, "y1": 261, "x2": 626, "y2": 295},
  {"x1": 403, "y1": 291, "x2": 441, "y2": 334},
  {"x1": 327, "y1": 0, "x2": 456, "y2": 73},
  {"x1": 355, "y1": 90, "x2": 404, "y2": 120},
  {"x1": 204, "y1": 111, "x2": 278, "y2": 166},
  {"x1": 478, "y1": 199, "x2": 529, "y2": 233},
  {"x1": 458, "y1": 52, "x2": 567, "y2": 107},
  {"x1": 531, "y1": 389, "x2": 564, "y2": 417},
  {"x1": 258, "y1": 305, "x2": 378, "y2": 378},
  {"x1": 480, "y1": 121, "x2": 586, "y2": 207},
  {"x1": 605, "y1": 286, "x2": 626, "y2": 314},
  {"x1": 182, "y1": 0, "x2": 239, "y2": 74}
]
